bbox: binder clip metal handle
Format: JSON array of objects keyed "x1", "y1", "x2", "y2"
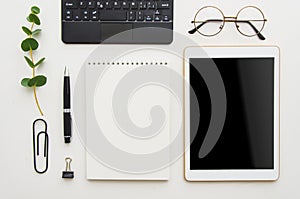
[{"x1": 62, "y1": 157, "x2": 74, "y2": 179}]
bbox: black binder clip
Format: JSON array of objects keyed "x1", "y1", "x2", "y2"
[
  {"x1": 33, "y1": 118, "x2": 49, "y2": 174},
  {"x1": 62, "y1": 157, "x2": 74, "y2": 179}
]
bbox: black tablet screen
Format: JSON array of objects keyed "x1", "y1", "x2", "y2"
[{"x1": 190, "y1": 58, "x2": 274, "y2": 170}]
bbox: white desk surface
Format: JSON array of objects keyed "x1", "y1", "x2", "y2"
[{"x1": 1, "y1": 0, "x2": 299, "y2": 198}]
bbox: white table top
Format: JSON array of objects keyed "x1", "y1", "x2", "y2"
[{"x1": 1, "y1": 0, "x2": 299, "y2": 198}]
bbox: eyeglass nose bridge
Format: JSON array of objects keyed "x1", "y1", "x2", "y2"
[{"x1": 224, "y1": 16, "x2": 237, "y2": 22}]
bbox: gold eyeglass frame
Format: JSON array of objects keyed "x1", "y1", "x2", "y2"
[{"x1": 190, "y1": 6, "x2": 267, "y2": 39}]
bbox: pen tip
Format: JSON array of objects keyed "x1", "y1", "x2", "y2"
[{"x1": 64, "y1": 66, "x2": 69, "y2": 76}]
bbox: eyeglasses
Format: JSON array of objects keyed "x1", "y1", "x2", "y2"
[{"x1": 188, "y1": 6, "x2": 267, "y2": 40}]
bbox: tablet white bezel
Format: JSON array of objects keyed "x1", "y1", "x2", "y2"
[{"x1": 184, "y1": 46, "x2": 280, "y2": 181}]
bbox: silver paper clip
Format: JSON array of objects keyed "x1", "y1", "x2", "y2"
[{"x1": 33, "y1": 118, "x2": 49, "y2": 174}]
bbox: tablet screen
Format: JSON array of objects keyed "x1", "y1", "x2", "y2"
[{"x1": 190, "y1": 58, "x2": 274, "y2": 170}]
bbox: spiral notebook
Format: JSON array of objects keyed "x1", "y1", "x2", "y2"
[{"x1": 85, "y1": 60, "x2": 171, "y2": 180}]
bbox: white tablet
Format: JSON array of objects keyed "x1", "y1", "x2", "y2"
[{"x1": 184, "y1": 46, "x2": 280, "y2": 181}]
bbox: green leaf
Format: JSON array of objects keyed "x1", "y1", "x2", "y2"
[
  {"x1": 27, "y1": 16, "x2": 32, "y2": 23},
  {"x1": 21, "y1": 78, "x2": 31, "y2": 87},
  {"x1": 24, "y1": 56, "x2": 35, "y2": 68},
  {"x1": 22, "y1": 26, "x2": 32, "y2": 36},
  {"x1": 35, "y1": 57, "x2": 46, "y2": 67},
  {"x1": 21, "y1": 38, "x2": 39, "y2": 52},
  {"x1": 29, "y1": 14, "x2": 41, "y2": 25},
  {"x1": 28, "y1": 75, "x2": 47, "y2": 87},
  {"x1": 32, "y1": 29, "x2": 41, "y2": 36},
  {"x1": 31, "y1": 6, "x2": 40, "y2": 15}
]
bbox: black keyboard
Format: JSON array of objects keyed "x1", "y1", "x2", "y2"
[
  {"x1": 63, "y1": 0, "x2": 172, "y2": 22},
  {"x1": 62, "y1": 0, "x2": 174, "y2": 44}
]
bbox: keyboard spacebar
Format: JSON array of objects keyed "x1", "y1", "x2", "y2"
[{"x1": 100, "y1": 11, "x2": 127, "y2": 21}]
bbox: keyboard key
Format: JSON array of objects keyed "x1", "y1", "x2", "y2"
[
  {"x1": 154, "y1": 10, "x2": 161, "y2": 15},
  {"x1": 139, "y1": 2, "x2": 147, "y2": 9},
  {"x1": 113, "y1": 1, "x2": 121, "y2": 9},
  {"x1": 79, "y1": 2, "x2": 86, "y2": 9},
  {"x1": 128, "y1": 11, "x2": 136, "y2": 21},
  {"x1": 122, "y1": 2, "x2": 130, "y2": 9},
  {"x1": 131, "y1": 2, "x2": 138, "y2": 9},
  {"x1": 100, "y1": 11, "x2": 127, "y2": 21},
  {"x1": 148, "y1": 2, "x2": 156, "y2": 9},
  {"x1": 157, "y1": 2, "x2": 170, "y2": 9},
  {"x1": 91, "y1": 10, "x2": 99, "y2": 21},
  {"x1": 82, "y1": 10, "x2": 89, "y2": 21},
  {"x1": 65, "y1": 2, "x2": 77, "y2": 9},
  {"x1": 145, "y1": 15, "x2": 153, "y2": 21},
  {"x1": 137, "y1": 11, "x2": 144, "y2": 21},
  {"x1": 97, "y1": 2, "x2": 105, "y2": 9},
  {"x1": 105, "y1": 1, "x2": 113, "y2": 9},
  {"x1": 163, "y1": 15, "x2": 170, "y2": 21},
  {"x1": 88, "y1": 1, "x2": 95, "y2": 9},
  {"x1": 65, "y1": 10, "x2": 73, "y2": 21},
  {"x1": 73, "y1": 11, "x2": 81, "y2": 21},
  {"x1": 154, "y1": 15, "x2": 161, "y2": 21}
]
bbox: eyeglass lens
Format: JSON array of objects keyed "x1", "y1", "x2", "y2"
[
  {"x1": 194, "y1": 6, "x2": 224, "y2": 36},
  {"x1": 236, "y1": 6, "x2": 265, "y2": 37}
]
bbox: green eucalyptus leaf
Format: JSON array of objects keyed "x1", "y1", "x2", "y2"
[
  {"x1": 32, "y1": 29, "x2": 42, "y2": 36},
  {"x1": 35, "y1": 57, "x2": 46, "y2": 67},
  {"x1": 21, "y1": 38, "x2": 39, "y2": 52},
  {"x1": 27, "y1": 16, "x2": 32, "y2": 23},
  {"x1": 24, "y1": 56, "x2": 35, "y2": 68},
  {"x1": 22, "y1": 26, "x2": 32, "y2": 36},
  {"x1": 21, "y1": 78, "x2": 31, "y2": 87},
  {"x1": 28, "y1": 78, "x2": 36, "y2": 87},
  {"x1": 31, "y1": 6, "x2": 40, "y2": 14},
  {"x1": 29, "y1": 14, "x2": 41, "y2": 25},
  {"x1": 29, "y1": 75, "x2": 47, "y2": 87}
]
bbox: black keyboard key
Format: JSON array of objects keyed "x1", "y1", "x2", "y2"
[
  {"x1": 82, "y1": 10, "x2": 89, "y2": 21},
  {"x1": 157, "y1": 2, "x2": 170, "y2": 9},
  {"x1": 154, "y1": 15, "x2": 161, "y2": 21},
  {"x1": 87, "y1": 1, "x2": 95, "y2": 9},
  {"x1": 91, "y1": 10, "x2": 99, "y2": 21},
  {"x1": 163, "y1": 15, "x2": 170, "y2": 21},
  {"x1": 73, "y1": 11, "x2": 81, "y2": 21},
  {"x1": 137, "y1": 11, "x2": 144, "y2": 21},
  {"x1": 105, "y1": 1, "x2": 113, "y2": 9},
  {"x1": 79, "y1": 1, "x2": 86, "y2": 9},
  {"x1": 97, "y1": 2, "x2": 105, "y2": 9},
  {"x1": 148, "y1": 2, "x2": 156, "y2": 9},
  {"x1": 122, "y1": 1, "x2": 130, "y2": 9},
  {"x1": 65, "y1": 10, "x2": 73, "y2": 21},
  {"x1": 100, "y1": 11, "x2": 127, "y2": 21},
  {"x1": 154, "y1": 10, "x2": 161, "y2": 15},
  {"x1": 128, "y1": 11, "x2": 136, "y2": 21},
  {"x1": 145, "y1": 15, "x2": 153, "y2": 21},
  {"x1": 139, "y1": 2, "x2": 147, "y2": 9},
  {"x1": 161, "y1": 9, "x2": 172, "y2": 19},
  {"x1": 113, "y1": 1, "x2": 121, "y2": 9},
  {"x1": 65, "y1": 2, "x2": 78, "y2": 9},
  {"x1": 130, "y1": 2, "x2": 138, "y2": 9}
]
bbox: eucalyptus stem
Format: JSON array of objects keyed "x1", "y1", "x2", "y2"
[
  {"x1": 29, "y1": 22, "x2": 43, "y2": 116},
  {"x1": 21, "y1": 6, "x2": 46, "y2": 117},
  {"x1": 33, "y1": 86, "x2": 43, "y2": 116}
]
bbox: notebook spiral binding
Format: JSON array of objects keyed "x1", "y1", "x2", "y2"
[{"x1": 87, "y1": 61, "x2": 169, "y2": 66}]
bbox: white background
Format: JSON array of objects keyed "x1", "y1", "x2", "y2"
[{"x1": 0, "y1": 0, "x2": 299, "y2": 198}]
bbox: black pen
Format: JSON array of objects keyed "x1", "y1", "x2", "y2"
[{"x1": 63, "y1": 66, "x2": 72, "y2": 143}]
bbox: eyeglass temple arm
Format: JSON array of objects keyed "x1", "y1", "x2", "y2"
[
  {"x1": 236, "y1": 20, "x2": 265, "y2": 40},
  {"x1": 188, "y1": 19, "x2": 222, "y2": 34},
  {"x1": 188, "y1": 19, "x2": 266, "y2": 40}
]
